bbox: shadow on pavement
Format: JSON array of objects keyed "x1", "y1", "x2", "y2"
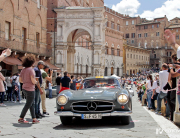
[
  {"x1": 53, "y1": 117, "x2": 135, "y2": 130},
  {"x1": 12, "y1": 123, "x2": 32, "y2": 128}
]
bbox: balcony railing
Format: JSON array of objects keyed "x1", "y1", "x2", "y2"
[{"x1": 0, "y1": 37, "x2": 51, "y2": 57}]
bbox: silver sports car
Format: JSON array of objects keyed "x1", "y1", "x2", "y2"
[{"x1": 54, "y1": 76, "x2": 132, "y2": 125}]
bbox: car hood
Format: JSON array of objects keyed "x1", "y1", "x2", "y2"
[{"x1": 69, "y1": 88, "x2": 120, "y2": 101}]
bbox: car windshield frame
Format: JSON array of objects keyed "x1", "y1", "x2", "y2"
[{"x1": 79, "y1": 78, "x2": 121, "y2": 90}]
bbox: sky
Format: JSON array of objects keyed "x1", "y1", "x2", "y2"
[{"x1": 104, "y1": 0, "x2": 180, "y2": 20}]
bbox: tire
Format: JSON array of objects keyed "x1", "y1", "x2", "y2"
[
  {"x1": 120, "y1": 116, "x2": 130, "y2": 125},
  {"x1": 60, "y1": 116, "x2": 72, "y2": 125}
]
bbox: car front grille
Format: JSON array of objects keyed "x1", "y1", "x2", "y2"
[{"x1": 71, "y1": 101, "x2": 114, "y2": 113}]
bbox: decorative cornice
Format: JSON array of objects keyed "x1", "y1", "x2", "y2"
[
  {"x1": 40, "y1": 5, "x2": 48, "y2": 10},
  {"x1": 31, "y1": 0, "x2": 37, "y2": 4},
  {"x1": 26, "y1": 39, "x2": 36, "y2": 43},
  {"x1": 29, "y1": 22, "x2": 35, "y2": 26},
  {"x1": 41, "y1": 27, "x2": 47, "y2": 31},
  {"x1": 14, "y1": 15, "x2": 22, "y2": 20},
  {"x1": 10, "y1": 34, "x2": 23, "y2": 39},
  {"x1": 39, "y1": 42, "x2": 47, "y2": 46}
]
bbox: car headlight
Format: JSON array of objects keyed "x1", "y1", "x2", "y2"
[
  {"x1": 57, "y1": 95, "x2": 68, "y2": 105},
  {"x1": 117, "y1": 94, "x2": 128, "y2": 104}
]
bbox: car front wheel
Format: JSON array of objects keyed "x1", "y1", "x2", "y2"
[
  {"x1": 60, "y1": 116, "x2": 72, "y2": 125},
  {"x1": 120, "y1": 116, "x2": 130, "y2": 125}
]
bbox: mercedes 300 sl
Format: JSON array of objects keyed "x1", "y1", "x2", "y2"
[{"x1": 54, "y1": 76, "x2": 132, "y2": 125}]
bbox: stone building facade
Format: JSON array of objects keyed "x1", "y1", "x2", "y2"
[
  {"x1": 123, "y1": 15, "x2": 174, "y2": 68},
  {"x1": 123, "y1": 44, "x2": 150, "y2": 76},
  {"x1": 0, "y1": 0, "x2": 50, "y2": 75},
  {"x1": 49, "y1": 0, "x2": 125, "y2": 77}
]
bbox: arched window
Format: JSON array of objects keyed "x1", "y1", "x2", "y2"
[{"x1": 117, "y1": 67, "x2": 119, "y2": 76}]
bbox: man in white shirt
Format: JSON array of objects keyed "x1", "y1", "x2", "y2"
[{"x1": 156, "y1": 64, "x2": 169, "y2": 114}]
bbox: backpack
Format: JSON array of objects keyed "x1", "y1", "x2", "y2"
[{"x1": 12, "y1": 76, "x2": 17, "y2": 88}]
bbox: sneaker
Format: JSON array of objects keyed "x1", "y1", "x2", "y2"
[
  {"x1": 32, "y1": 119, "x2": 40, "y2": 124},
  {"x1": 19, "y1": 101, "x2": 22, "y2": 103},
  {"x1": 36, "y1": 114, "x2": 42, "y2": 119},
  {"x1": 39, "y1": 113, "x2": 45, "y2": 117},
  {"x1": 43, "y1": 112, "x2": 49, "y2": 115},
  {"x1": 0, "y1": 103, "x2": 6, "y2": 107},
  {"x1": 155, "y1": 111, "x2": 162, "y2": 115},
  {"x1": 18, "y1": 119, "x2": 29, "y2": 124}
]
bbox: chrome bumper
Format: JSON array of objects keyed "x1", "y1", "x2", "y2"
[{"x1": 54, "y1": 111, "x2": 132, "y2": 117}]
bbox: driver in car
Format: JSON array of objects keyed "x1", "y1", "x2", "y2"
[{"x1": 86, "y1": 80, "x2": 95, "y2": 88}]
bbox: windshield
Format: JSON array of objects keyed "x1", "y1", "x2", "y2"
[{"x1": 79, "y1": 78, "x2": 120, "y2": 89}]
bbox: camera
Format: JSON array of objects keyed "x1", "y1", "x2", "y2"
[{"x1": 48, "y1": 69, "x2": 53, "y2": 74}]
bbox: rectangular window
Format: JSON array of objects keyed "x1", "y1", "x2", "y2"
[
  {"x1": 139, "y1": 26, "x2": 141, "y2": 30},
  {"x1": 5, "y1": 21, "x2": 11, "y2": 40},
  {"x1": 117, "y1": 50, "x2": 120, "y2": 56},
  {"x1": 176, "y1": 35, "x2": 179, "y2": 39},
  {"x1": 157, "y1": 24, "x2": 159, "y2": 28},
  {"x1": 132, "y1": 20, "x2": 134, "y2": 25},
  {"x1": 111, "y1": 22, "x2": 114, "y2": 29},
  {"x1": 111, "y1": 48, "x2": 114, "y2": 55},
  {"x1": 154, "y1": 54, "x2": 156, "y2": 58},
  {"x1": 131, "y1": 33, "x2": 135, "y2": 38},
  {"x1": 138, "y1": 34, "x2": 141, "y2": 38},
  {"x1": 156, "y1": 32, "x2": 160, "y2": 36},
  {"x1": 117, "y1": 24, "x2": 120, "y2": 31},
  {"x1": 126, "y1": 34, "x2": 129, "y2": 38},
  {"x1": 126, "y1": 21, "x2": 128, "y2": 25},
  {"x1": 144, "y1": 25, "x2": 148, "y2": 29},
  {"x1": 36, "y1": 32, "x2": 40, "y2": 47},
  {"x1": 131, "y1": 40, "x2": 134, "y2": 43},
  {"x1": 152, "y1": 25, "x2": 154, "y2": 28},
  {"x1": 176, "y1": 29, "x2": 178, "y2": 32},
  {"x1": 25, "y1": 0, "x2": 28, "y2": 2},
  {"x1": 144, "y1": 33, "x2": 148, "y2": 37}
]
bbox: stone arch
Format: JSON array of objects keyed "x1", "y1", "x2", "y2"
[
  {"x1": 64, "y1": 25, "x2": 93, "y2": 43},
  {"x1": 3, "y1": 0, "x2": 14, "y2": 13},
  {"x1": 21, "y1": 7, "x2": 29, "y2": 22},
  {"x1": 3, "y1": 0, "x2": 14, "y2": 22}
]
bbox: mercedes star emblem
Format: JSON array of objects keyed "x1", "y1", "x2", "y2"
[{"x1": 87, "y1": 102, "x2": 97, "y2": 111}]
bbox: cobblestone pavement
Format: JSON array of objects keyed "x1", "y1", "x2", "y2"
[{"x1": 0, "y1": 86, "x2": 170, "y2": 138}]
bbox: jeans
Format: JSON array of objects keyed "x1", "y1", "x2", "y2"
[
  {"x1": 157, "y1": 91, "x2": 167, "y2": 111},
  {"x1": 35, "y1": 88, "x2": 41, "y2": 115},
  {"x1": 49, "y1": 89, "x2": 52, "y2": 98},
  {"x1": 13, "y1": 85, "x2": 21, "y2": 102},
  {"x1": 0, "y1": 92, "x2": 5, "y2": 104},
  {"x1": 147, "y1": 90, "x2": 153, "y2": 109},
  {"x1": 151, "y1": 93, "x2": 159, "y2": 109},
  {"x1": 20, "y1": 90, "x2": 36, "y2": 119},
  {"x1": 177, "y1": 95, "x2": 180, "y2": 108},
  {"x1": 165, "y1": 101, "x2": 170, "y2": 117},
  {"x1": 7, "y1": 87, "x2": 12, "y2": 101}
]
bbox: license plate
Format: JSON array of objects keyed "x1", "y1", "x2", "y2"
[{"x1": 81, "y1": 114, "x2": 102, "y2": 119}]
